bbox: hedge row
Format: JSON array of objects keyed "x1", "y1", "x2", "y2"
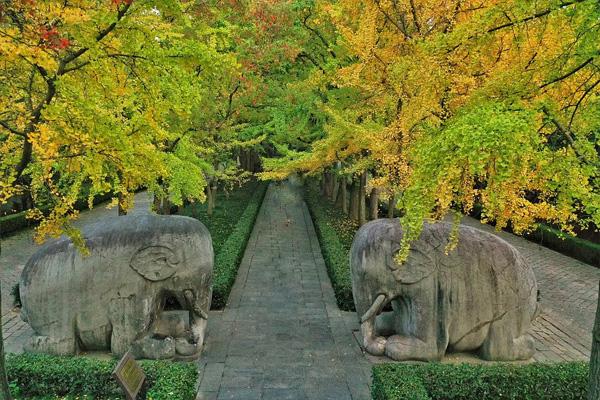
[
  {"x1": 211, "y1": 182, "x2": 267, "y2": 308},
  {"x1": 372, "y1": 362, "x2": 590, "y2": 400},
  {"x1": 0, "y1": 192, "x2": 113, "y2": 237},
  {"x1": 524, "y1": 224, "x2": 600, "y2": 268},
  {"x1": 179, "y1": 181, "x2": 268, "y2": 309},
  {"x1": 470, "y1": 204, "x2": 599, "y2": 268},
  {"x1": 6, "y1": 353, "x2": 197, "y2": 399},
  {"x1": 304, "y1": 184, "x2": 356, "y2": 311}
]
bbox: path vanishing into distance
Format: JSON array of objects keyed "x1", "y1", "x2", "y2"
[
  {"x1": 0, "y1": 181, "x2": 598, "y2": 399},
  {"x1": 197, "y1": 182, "x2": 371, "y2": 400}
]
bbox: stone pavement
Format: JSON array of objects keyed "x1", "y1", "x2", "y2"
[
  {"x1": 196, "y1": 182, "x2": 371, "y2": 400},
  {"x1": 0, "y1": 192, "x2": 154, "y2": 353}
]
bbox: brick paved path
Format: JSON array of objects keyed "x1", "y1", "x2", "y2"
[{"x1": 196, "y1": 182, "x2": 371, "y2": 400}]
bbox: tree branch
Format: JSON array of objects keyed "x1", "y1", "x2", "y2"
[
  {"x1": 297, "y1": 52, "x2": 325, "y2": 72},
  {"x1": 569, "y1": 78, "x2": 600, "y2": 127},
  {"x1": 540, "y1": 57, "x2": 594, "y2": 88},
  {"x1": 302, "y1": 9, "x2": 336, "y2": 58},
  {"x1": 487, "y1": 0, "x2": 588, "y2": 33},
  {"x1": 374, "y1": 0, "x2": 411, "y2": 39},
  {"x1": 59, "y1": 2, "x2": 132, "y2": 70},
  {"x1": 409, "y1": 0, "x2": 422, "y2": 33},
  {"x1": 0, "y1": 120, "x2": 25, "y2": 137}
]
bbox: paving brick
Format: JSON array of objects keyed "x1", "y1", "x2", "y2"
[{"x1": 194, "y1": 182, "x2": 363, "y2": 398}]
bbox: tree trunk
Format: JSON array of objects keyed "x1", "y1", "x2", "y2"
[
  {"x1": 369, "y1": 187, "x2": 380, "y2": 220},
  {"x1": 323, "y1": 170, "x2": 334, "y2": 199},
  {"x1": 349, "y1": 178, "x2": 360, "y2": 221},
  {"x1": 117, "y1": 193, "x2": 127, "y2": 216},
  {"x1": 588, "y1": 281, "x2": 600, "y2": 400},
  {"x1": 161, "y1": 197, "x2": 171, "y2": 215},
  {"x1": 387, "y1": 195, "x2": 396, "y2": 218},
  {"x1": 331, "y1": 177, "x2": 340, "y2": 203},
  {"x1": 0, "y1": 284, "x2": 13, "y2": 400},
  {"x1": 336, "y1": 177, "x2": 348, "y2": 214},
  {"x1": 358, "y1": 171, "x2": 367, "y2": 226},
  {"x1": 153, "y1": 194, "x2": 161, "y2": 214},
  {"x1": 207, "y1": 185, "x2": 217, "y2": 216}
]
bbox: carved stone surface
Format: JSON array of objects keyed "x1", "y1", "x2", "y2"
[
  {"x1": 351, "y1": 219, "x2": 538, "y2": 361},
  {"x1": 20, "y1": 214, "x2": 213, "y2": 359}
]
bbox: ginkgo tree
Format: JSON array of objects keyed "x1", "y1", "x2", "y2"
[
  {"x1": 262, "y1": 0, "x2": 598, "y2": 395},
  {"x1": 0, "y1": 0, "x2": 242, "y2": 397}
]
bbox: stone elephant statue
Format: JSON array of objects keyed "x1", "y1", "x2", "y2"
[
  {"x1": 350, "y1": 219, "x2": 538, "y2": 361},
  {"x1": 20, "y1": 214, "x2": 213, "y2": 360}
]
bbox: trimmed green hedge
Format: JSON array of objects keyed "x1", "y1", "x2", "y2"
[
  {"x1": 470, "y1": 204, "x2": 599, "y2": 268},
  {"x1": 6, "y1": 353, "x2": 197, "y2": 399},
  {"x1": 372, "y1": 362, "x2": 590, "y2": 400},
  {"x1": 524, "y1": 224, "x2": 600, "y2": 268},
  {"x1": 0, "y1": 211, "x2": 31, "y2": 236},
  {"x1": 0, "y1": 192, "x2": 113, "y2": 238},
  {"x1": 211, "y1": 182, "x2": 267, "y2": 308},
  {"x1": 304, "y1": 184, "x2": 357, "y2": 311},
  {"x1": 179, "y1": 180, "x2": 268, "y2": 309}
]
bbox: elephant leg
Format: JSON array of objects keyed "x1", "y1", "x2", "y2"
[
  {"x1": 385, "y1": 335, "x2": 441, "y2": 361},
  {"x1": 360, "y1": 294, "x2": 388, "y2": 356},
  {"x1": 25, "y1": 335, "x2": 76, "y2": 355},
  {"x1": 480, "y1": 320, "x2": 535, "y2": 361},
  {"x1": 109, "y1": 296, "x2": 152, "y2": 357},
  {"x1": 384, "y1": 296, "x2": 445, "y2": 361}
]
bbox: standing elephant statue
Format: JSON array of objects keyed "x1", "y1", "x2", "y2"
[
  {"x1": 20, "y1": 214, "x2": 213, "y2": 360},
  {"x1": 350, "y1": 219, "x2": 538, "y2": 361}
]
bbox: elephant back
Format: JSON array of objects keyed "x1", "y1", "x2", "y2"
[{"x1": 20, "y1": 214, "x2": 212, "y2": 325}]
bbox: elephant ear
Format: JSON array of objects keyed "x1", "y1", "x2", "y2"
[
  {"x1": 130, "y1": 246, "x2": 180, "y2": 282},
  {"x1": 386, "y1": 241, "x2": 436, "y2": 284}
]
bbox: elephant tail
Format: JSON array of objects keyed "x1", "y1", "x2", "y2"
[
  {"x1": 20, "y1": 307, "x2": 28, "y2": 323},
  {"x1": 360, "y1": 294, "x2": 387, "y2": 324},
  {"x1": 532, "y1": 290, "x2": 542, "y2": 321}
]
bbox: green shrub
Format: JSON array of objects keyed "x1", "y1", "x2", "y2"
[
  {"x1": 372, "y1": 362, "x2": 589, "y2": 400},
  {"x1": 6, "y1": 353, "x2": 198, "y2": 399},
  {"x1": 0, "y1": 211, "x2": 31, "y2": 236},
  {"x1": 525, "y1": 224, "x2": 600, "y2": 268},
  {"x1": 470, "y1": 203, "x2": 599, "y2": 268},
  {"x1": 211, "y1": 183, "x2": 267, "y2": 308},
  {"x1": 179, "y1": 180, "x2": 268, "y2": 309},
  {"x1": 142, "y1": 360, "x2": 198, "y2": 400},
  {"x1": 304, "y1": 184, "x2": 357, "y2": 311},
  {"x1": 0, "y1": 192, "x2": 114, "y2": 238},
  {"x1": 372, "y1": 364, "x2": 430, "y2": 400}
]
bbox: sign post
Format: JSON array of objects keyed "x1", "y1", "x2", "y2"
[{"x1": 112, "y1": 352, "x2": 145, "y2": 400}]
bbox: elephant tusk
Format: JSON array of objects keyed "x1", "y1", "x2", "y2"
[
  {"x1": 192, "y1": 305, "x2": 208, "y2": 320},
  {"x1": 361, "y1": 294, "x2": 387, "y2": 324},
  {"x1": 184, "y1": 290, "x2": 208, "y2": 320}
]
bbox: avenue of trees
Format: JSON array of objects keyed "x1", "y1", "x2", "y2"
[{"x1": 0, "y1": 0, "x2": 598, "y2": 399}]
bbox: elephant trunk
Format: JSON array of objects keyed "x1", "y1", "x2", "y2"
[
  {"x1": 184, "y1": 289, "x2": 208, "y2": 320},
  {"x1": 361, "y1": 293, "x2": 387, "y2": 323},
  {"x1": 183, "y1": 289, "x2": 209, "y2": 347}
]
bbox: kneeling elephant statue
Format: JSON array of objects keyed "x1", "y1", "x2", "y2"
[
  {"x1": 20, "y1": 214, "x2": 213, "y2": 360},
  {"x1": 351, "y1": 219, "x2": 538, "y2": 361}
]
